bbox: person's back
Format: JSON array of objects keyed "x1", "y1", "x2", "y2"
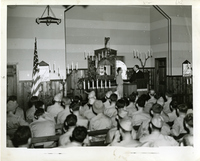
[
  {"x1": 26, "y1": 96, "x2": 39, "y2": 123},
  {"x1": 60, "y1": 126, "x2": 88, "y2": 148},
  {"x1": 89, "y1": 100, "x2": 112, "y2": 142},
  {"x1": 30, "y1": 108, "x2": 55, "y2": 148},
  {"x1": 7, "y1": 99, "x2": 28, "y2": 131},
  {"x1": 59, "y1": 114, "x2": 77, "y2": 146},
  {"x1": 12, "y1": 126, "x2": 32, "y2": 148},
  {"x1": 131, "y1": 96, "x2": 151, "y2": 127},
  {"x1": 171, "y1": 104, "x2": 188, "y2": 136},
  {"x1": 125, "y1": 93, "x2": 138, "y2": 116},
  {"x1": 163, "y1": 91, "x2": 173, "y2": 114},
  {"x1": 139, "y1": 116, "x2": 178, "y2": 147},
  {"x1": 57, "y1": 97, "x2": 71, "y2": 124},
  {"x1": 47, "y1": 93, "x2": 64, "y2": 118}
]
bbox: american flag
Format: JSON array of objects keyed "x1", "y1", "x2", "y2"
[{"x1": 31, "y1": 38, "x2": 41, "y2": 96}]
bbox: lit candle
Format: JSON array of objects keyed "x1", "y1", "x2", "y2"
[
  {"x1": 96, "y1": 79, "x2": 98, "y2": 89},
  {"x1": 83, "y1": 80, "x2": 86, "y2": 89},
  {"x1": 88, "y1": 81, "x2": 90, "y2": 89},
  {"x1": 72, "y1": 62, "x2": 73, "y2": 70}
]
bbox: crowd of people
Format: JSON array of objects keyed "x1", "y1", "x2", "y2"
[{"x1": 6, "y1": 88, "x2": 193, "y2": 148}]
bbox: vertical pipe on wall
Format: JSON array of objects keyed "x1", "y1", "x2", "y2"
[{"x1": 153, "y1": 5, "x2": 172, "y2": 75}]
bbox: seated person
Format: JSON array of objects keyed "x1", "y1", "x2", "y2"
[
  {"x1": 131, "y1": 95, "x2": 151, "y2": 129},
  {"x1": 171, "y1": 104, "x2": 188, "y2": 137},
  {"x1": 8, "y1": 95, "x2": 25, "y2": 120},
  {"x1": 184, "y1": 113, "x2": 193, "y2": 135},
  {"x1": 167, "y1": 100, "x2": 179, "y2": 126},
  {"x1": 143, "y1": 89, "x2": 157, "y2": 114},
  {"x1": 103, "y1": 91, "x2": 113, "y2": 107},
  {"x1": 58, "y1": 113, "x2": 77, "y2": 146},
  {"x1": 139, "y1": 116, "x2": 179, "y2": 147},
  {"x1": 60, "y1": 126, "x2": 88, "y2": 147},
  {"x1": 57, "y1": 97, "x2": 72, "y2": 124},
  {"x1": 89, "y1": 100, "x2": 112, "y2": 142},
  {"x1": 26, "y1": 96, "x2": 39, "y2": 123},
  {"x1": 104, "y1": 93, "x2": 118, "y2": 118},
  {"x1": 29, "y1": 108, "x2": 56, "y2": 148},
  {"x1": 12, "y1": 126, "x2": 32, "y2": 148},
  {"x1": 163, "y1": 90, "x2": 173, "y2": 114},
  {"x1": 34, "y1": 100, "x2": 55, "y2": 123},
  {"x1": 137, "y1": 103, "x2": 171, "y2": 140},
  {"x1": 125, "y1": 92, "x2": 138, "y2": 117},
  {"x1": 109, "y1": 118, "x2": 141, "y2": 147},
  {"x1": 7, "y1": 99, "x2": 28, "y2": 138},
  {"x1": 47, "y1": 92, "x2": 64, "y2": 119},
  {"x1": 180, "y1": 134, "x2": 193, "y2": 146}
]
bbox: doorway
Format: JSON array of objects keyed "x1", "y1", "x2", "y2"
[{"x1": 155, "y1": 58, "x2": 167, "y2": 96}]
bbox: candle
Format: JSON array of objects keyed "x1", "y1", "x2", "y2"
[
  {"x1": 58, "y1": 66, "x2": 60, "y2": 74},
  {"x1": 101, "y1": 80, "x2": 103, "y2": 88},
  {"x1": 72, "y1": 62, "x2": 73, "y2": 70},
  {"x1": 62, "y1": 76, "x2": 64, "y2": 82},
  {"x1": 105, "y1": 80, "x2": 107, "y2": 88},
  {"x1": 81, "y1": 70, "x2": 83, "y2": 77},
  {"x1": 49, "y1": 62, "x2": 51, "y2": 71},
  {"x1": 84, "y1": 51, "x2": 86, "y2": 59},
  {"x1": 54, "y1": 62, "x2": 56, "y2": 72},
  {"x1": 53, "y1": 62, "x2": 55, "y2": 72},
  {"x1": 187, "y1": 78, "x2": 189, "y2": 85},
  {"x1": 83, "y1": 80, "x2": 86, "y2": 89},
  {"x1": 145, "y1": 53, "x2": 147, "y2": 59},
  {"x1": 76, "y1": 62, "x2": 78, "y2": 70},
  {"x1": 102, "y1": 51, "x2": 103, "y2": 58},
  {"x1": 67, "y1": 64, "x2": 69, "y2": 74},
  {"x1": 88, "y1": 81, "x2": 90, "y2": 89},
  {"x1": 148, "y1": 50, "x2": 150, "y2": 57},
  {"x1": 133, "y1": 50, "x2": 135, "y2": 57},
  {"x1": 109, "y1": 80, "x2": 111, "y2": 88},
  {"x1": 92, "y1": 80, "x2": 94, "y2": 88},
  {"x1": 96, "y1": 79, "x2": 98, "y2": 89},
  {"x1": 98, "y1": 53, "x2": 100, "y2": 61}
]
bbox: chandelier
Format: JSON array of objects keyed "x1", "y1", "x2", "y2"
[{"x1": 36, "y1": 5, "x2": 61, "y2": 26}]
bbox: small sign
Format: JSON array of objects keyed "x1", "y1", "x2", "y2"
[
  {"x1": 39, "y1": 61, "x2": 50, "y2": 82},
  {"x1": 182, "y1": 60, "x2": 192, "y2": 77}
]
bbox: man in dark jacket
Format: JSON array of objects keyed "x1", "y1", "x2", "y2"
[{"x1": 129, "y1": 65, "x2": 144, "y2": 83}]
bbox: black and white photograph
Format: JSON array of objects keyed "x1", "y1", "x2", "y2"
[{"x1": 1, "y1": 1, "x2": 200, "y2": 161}]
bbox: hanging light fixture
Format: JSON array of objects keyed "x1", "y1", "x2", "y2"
[{"x1": 36, "y1": 5, "x2": 61, "y2": 26}]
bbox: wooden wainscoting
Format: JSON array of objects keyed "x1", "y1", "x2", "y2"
[
  {"x1": 17, "y1": 80, "x2": 67, "y2": 112},
  {"x1": 166, "y1": 75, "x2": 193, "y2": 104}
]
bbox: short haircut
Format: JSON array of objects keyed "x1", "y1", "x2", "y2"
[
  {"x1": 184, "y1": 113, "x2": 193, "y2": 128},
  {"x1": 34, "y1": 108, "x2": 45, "y2": 119},
  {"x1": 136, "y1": 96, "x2": 146, "y2": 107},
  {"x1": 28, "y1": 96, "x2": 39, "y2": 108},
  {"x1": 12, "y1": 126, "x2": 31, "y2": 147},
  {"x1": 65, "y1": 113, "x2": 77, "y2": 126},
  {"x1": 7, "y1": 95, "x2": 17, "y2": 103},
  {"x1": 35, "y1": 100, "x2": 44, "y2": 109},
  {"x1": 117, "y1": 67, "x2": 122, "y2": 74},
  {"x1": 165, "y1": 90, "x2": 173, "y2": 97},
  {"x1": 128, "y1": 93, "x2": 136, "y2": 102},
  {"x1": 116, "y1": 99, "x2": 126, "y2": 109},
  {"x1": 134, "y1": 65, "x2": 139, "y2": 69},
  {"x1": 110, "y1": 93, "x2": 118, "y2": 102},
  {"x1": 70, "y1": 126, "x2": 88, "y2": 143},
  {"x1": 122, "y1": 97, "x2": 130, "y2": 106},
  {"x1": 178, "y1": 104, "x2": 188, "y2": 113}
]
